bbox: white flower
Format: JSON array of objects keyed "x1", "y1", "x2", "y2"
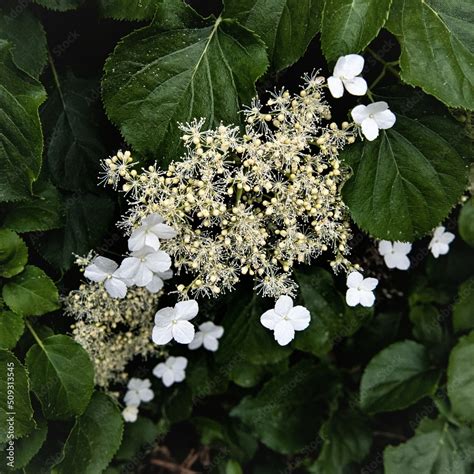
[
  {"x1": 429, "y1": 226, "x2": 455, "y2": 258},
  {"x1": 128, "y1": 213, "x2": 177, "y2": 252},
  {"x1": 260, "y1": 295, "x2": 311, "y2": 346},
  {"x1": 122, "y1": 405, "x2": 139, "y2": 423},
  {"x1": 84, "y1": 256, "x2": 127, "y2": 298},
  {"x1": 328, "y1": 54, "x2": 367, "y2": 98},
  {"x1": 188, "y1": 321, "x2": 224, "y2": 352},
  {"x1": 152, "y1": 300, "x2": 199, "y2": 345},
  {"x1": 378, "y1": 241, "x2": 412, "y2": 270},
  {"x1": 351, "y1": 101, "x2": 396, "y2": 141},
  {"x1": 152, "y1": 356, "x2": 187, "y2": 387},
  {"x1": 345, "y1": 271, "x2": 378, "y2": 307},
  {"x1": 117, "y1": 246, "x2": 171, "y2": 288},
  {"x1": 123, "y1": 378, "x2": 154, "y2": 406}
]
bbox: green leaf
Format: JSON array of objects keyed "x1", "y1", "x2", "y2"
[
  {"x1": 0, "y1": 229, "x2": 28, "y2": 278},
  {"x1": 0, "y1": 311, "x2": 24, "y2": 349},
  {"x1": 41, "y1": 74, "x2": 106, "y2": 192},
  {"x1": 453, "y1": 278, "x2": 474, "y2": 333},
  {"x1": 162, "y1": 385, "x2": 193, "y2": 423},
  {"x1": 225, "y1": 459, "x2": 243, "y2": 474},
  {"x1": 386, "y1": 0, "x2": 474, "y2": 110},
  {"x1": 0, "y1": 40, "x2": 46, "y2": 202},
  {"x1": 3, "y1": 180, "x2": 63, "y2": 232},
  {"x1": 459, "y1": 198, "x2": 474, "y2": 247},
  {"x1": 384, "y1": 417, "x2": 474, "y2": 473},
  {"x1": 32, "y1": 0, "x2": 84, "y2": 12},
  {"x1": 447, "y1": 331, "x2": 474, "y2": 423},
  {"x1": 186, "y1": 353, "x2": 229, "y2": 398},
  {"x1": 12, "y1": 416, "x2": 48, "y2": 469},
  {"x1": 360, "y1": 340, "x2": 440, "y2": 414},
  {"x1": 216, "y1": 292, "x2": 291, "y2": 366},
  {"x1": 223, "y1": 0, "x2": 322, "y2": 71},
  {"x1": 0, "y1": 2, "x2": 47, "y2": 77},
  {"x1": 56, "y1": 392, "x2": 124, "y2": 474},
  {"x1": 409, "y1": 304, "x2": 444, "y2": 346},
  {"x1": 231, "y1": 360, "x2": 340, "y2": 454},
  {"x1": 2, "y1": 265, "x2": 59, "y2": 317},
  {"x1": 293, "y1": 267, "x2": 372, "y2": 357},
  {"x1": 115, "y1": 416, "x2": 161, "y2": 461},
  {"x1": 309, "y1": 410, "x2": 372, "y2": 474},
  {"x1": 98, "y1": 0, "x2": 160, "y2": 20},
  {"x1": 0, "y1": 350, "x2": 34, "y2": 442},
  {"x1": 33, "y1": 192, "x2": 115, "y2": 271},
  {"x1": 102, "y1": 0, "x2": 268, "y2": 163},
  {"x1": 321, "y1": 0, "x2": 392, "y2": 61},
  {"x1": 342, "y1": 114, "x2": 467, "y2": 240},
  {"x1": 25, "y1": 334, "x2": 94, "y2": 420}
]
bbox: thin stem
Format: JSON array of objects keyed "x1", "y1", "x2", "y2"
[
  {"x1": 25, "y1": 320, "x2": 45, "y2": 351},
  {"x1": 370, "y1": 66, "x2": 387, "y2": 90},
  {"x1": 367, "y1": 48, "x2": 400, "y2": 79},
  {"x1": 47, "y1": 51, "x2": 65, "y2": 108}
]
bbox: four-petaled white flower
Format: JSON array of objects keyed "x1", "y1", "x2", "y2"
[
  {"x1": 429, "y1": 226, "x2": 455, "y2": 258},
  {"x1": 188, "y1": 321, "x2": 224, "y2": 352},
  {"x1": 122, "y1": 405, "x2": 139, "y2": 423},
  {"x1": 152, "y1": 300, "x2": 199, "y2": 345},
  {"x1": 378, "y1": 241, "x2": 412, "y2": 270},
  {"x1": 123, "y1": 378, "x2": 154, "y2": 406},
  {"x1": 260, "y1": 295, "x2": 311, "y2": 346},
  {"x1": 128, "y1": 214, "x2": 177, "y2": 252},
  {"x1": 84, "y1": 256, "x2": 127, "y2": 299},
  {"x1": 328, "y1": 54, "x2": 367, "y2": 98},
  {"x1": 351, "y1": 101, "x2": 396, "y2": 141},
  {"x1": 345, "y1": 271, "x2": 378, "y2": 307},
  {"x1": 118, "y1": 246, "x2": 171, "y2": 288},
  {"x1": 153, "y1": 356, "x2": 188, "y2": 387}
]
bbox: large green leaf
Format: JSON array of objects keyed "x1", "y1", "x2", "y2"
[
  {"x1": 0, "y1": 311, "x2": 24, "y2": 349},
  {"x1": 98, "y1": 0, "x2": 160, "y2": 20},
  {"x1": 223, "y1": 0, "x2": 322, "y2": 71},
  {"x1": 102, "y1": 0, "x2": 268, "y2": 162},
  {"x1": 0, "y1": 40, "x2": 46, "y2": 202},
  {"x1": 41, "y1": 74, "x2": 106, "y2": 192},
  {"x1": 10, "y1": 416, "x2": 48, "y2": 469},
  {"x1": 231, "y1": 360, "x2": 340, "y2": 454},
  {"x1": 2, "y1": 265, "x2": 59, "y2": 317},
  {"x1": 321, "y1": 0, "x2": 392, "y2": 61},
  {"x1": 360, "y1": 340, "x2": 440, "y2": 414},
  {"x1": 56, "y1": 392, "x2": 123, "y2": 474},
  {"x1": 342, "y1": 114, "x2": 467, "y2": 240},
  {"x1": 25, "y1": 334, "x2": 94, "y2": 420},
  {"x1": 459, "y1": 198, "x2": 474, "y2": 247},
  {"x1": 33, "y1": 192, "x2": 115, "y2": 271},
  {"x1": 453, "y1": 278, "x2": 474, "y2": 333},
  {"x1": 0, "y1": 229, "x2": 28, "y2": 278},
  {"x1": 309, "y1": 410, "x2": 372, "y2": 474},
  {"x1": 115, "y1": 417, "x2": 161, "y2": 461},
  {"x1": 386, "y1": 0, "x2": 474, "y2": 110},
  {"x1": 384, "y1": 417, "x2": 474, "y2": 473},
  {"x1": 0, "y1": 2, "x2": 47, "y2": 77},
  {"x1": 293, "y1": 267, "x2": 372, "y2": 356},
  {"x1": 0, "y1": 350, "x2": 34, "y2": 442},
  {"x1": 447, "y1": 331, "x2": 474, "y2": 423}
]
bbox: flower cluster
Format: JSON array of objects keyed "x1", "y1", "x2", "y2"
[{"x1": 101, "y1": 74, "x2": 357, "y2": 299}]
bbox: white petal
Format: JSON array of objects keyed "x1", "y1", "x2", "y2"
[
  {"x1": 393, "y1": 241, "x2": 412, "y2": 255},
  {"x1": 346, "y1": 288, "x2": 360, "y2": 307},
  {"x1": 274, "y1": 295, "x2": 293, "y2": 317},
  {"x1": 84, "y1": 256, "x2": 117, "y2": 282},
  {"x1": 128, "y1": 378, "x2": 145, "y2": 390},
  {"x1": 332, "y1": 56, "x2": 347, "y2": 77},
  {"x1": 143, "y1": 214, "x2": 164, "y2": 226},
  {"x1": 122, "y1": 405, "x2": 138, "y2": 422},
  {"x1": 152, "y1": 223, "x2": 177, "y2": 240},
  {"x1": 154, "y1": 307, "x2": 176, "y2": 326},
  {"x1": 173, "y1": 369, "x2": 186, "y2": 383},
  {"x1": 440, "y1": 231, "x2": 455, "y2": 245},
  {"x1": 378, "y1": 240, "x2": 393, "y2": 256},
  {"x1": 374, "y1": 109, "x2": 396, "y2": 129},
  {"x1": 430, "y1": 243, "x2": 441, "y2": 258},
  {"x1": 104, "y1": 277, "x2": 127, "y2": 299},
  {"x1": 288, "y1": 306, "x2": 311, "y2": 331},
  {"x1": 175, "y1": 300, "x2": 199, "y2": 320},
  {"x1": 124, "y1": 391, "x2": 141, "y2": 407},
  {"x1": 383, "y1": 253, "x2": 399, "y2": 269},
  {"x1": 361, "y1": 118, "x2": 379, "y2": 141},
  {"x1": 273, "y1": 320, "x2": 295, "y2": 346},
  {"x1": 139, "y1": 388, "x2": 154, "y2": 402},
  {"x1": 172, "y1": 320, "x2": 195, "y2": 344},
  {"x1": 395, "y1": 254, "x2": 411, "y2": 271},
  {"x1": 351, "y1": 104, "x2": 369, "y2": 125},
  {"x1": 162, "y1": 369, "x2": 175, "y2": 387},
  {"x1": 172, "y1": 357, "x2": 188, "y2": 371},
  {"x1": 433, "y1": 226, "x2": 445, "y2": 239},
  {"x1": 359, "y1": 290, "x2": 375, "y2": 307},
  {"x1": 128, "y1": 228, "x2": 147, "y2": 252},
  {"x1": 361, "y1": 277, "x2": 378, "y2": 291},
  {"x1": 203, "y1": 335, "x2": 219, "y2": 352},
  {"x1": 338, "y1": 54, "x2": 365, "y2": 78},
  {"x1": 93, "y1": 256, "x2": 118, "y2": 273},
  {"x1": 347, "y1": 271, "x2": 363, "y2": 289},
  {"x1": 117, "y1": 257, "x2": 141, "y2": 279},
  {"x1": 342, "y1": 76, "x2": 367, "y2": 96},
  {"x1": 433, "y1": 242, "x2": 449, "y2": 257},
  {"x1": 157, "y1": 269, "x2": 173, "y2": 280},
  {"x1": 188, "y1": 332, "x2": 203, "y2": 350},
  {"x1": 152, "y1": 325, "x2": 173, "y2": 345},
  {"x1": 132, "y1": 264, "x2": 153, "y2": 287},
  {"x1": 146, "y1": 275, "x2": 164, "y2": 293},
  {"x1": 260, "y1": 309, "x2": 280, "y2": 330},
  {"x1": 152, "y1": 363, "x2": 166, "y2": 378},
  {"x1": 143, "y1": 232, "x2": 161, "y2": 251},
  {"x1": 366, "y1": 101, "x2": 389, "y2": 114},
  {"x1": 145, "y1": 251, "x2": 171, "y2": 273},
  {"x1": 327, "y1": 76, "x2": 344, "y2": 98}
]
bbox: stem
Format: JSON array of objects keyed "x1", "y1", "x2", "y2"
[
  {"x1": 366, "y1": 89, "x2": 375, "y2": 103},
  {"x1": 25, "y1": 320, "x2": 45, "y2": 351},
  {"x1": 48, "y1": 51, "x2": 65, "y2": 108},
  {"x1": 367, "y1": 48, "x2": 400, "y2": 79}
]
